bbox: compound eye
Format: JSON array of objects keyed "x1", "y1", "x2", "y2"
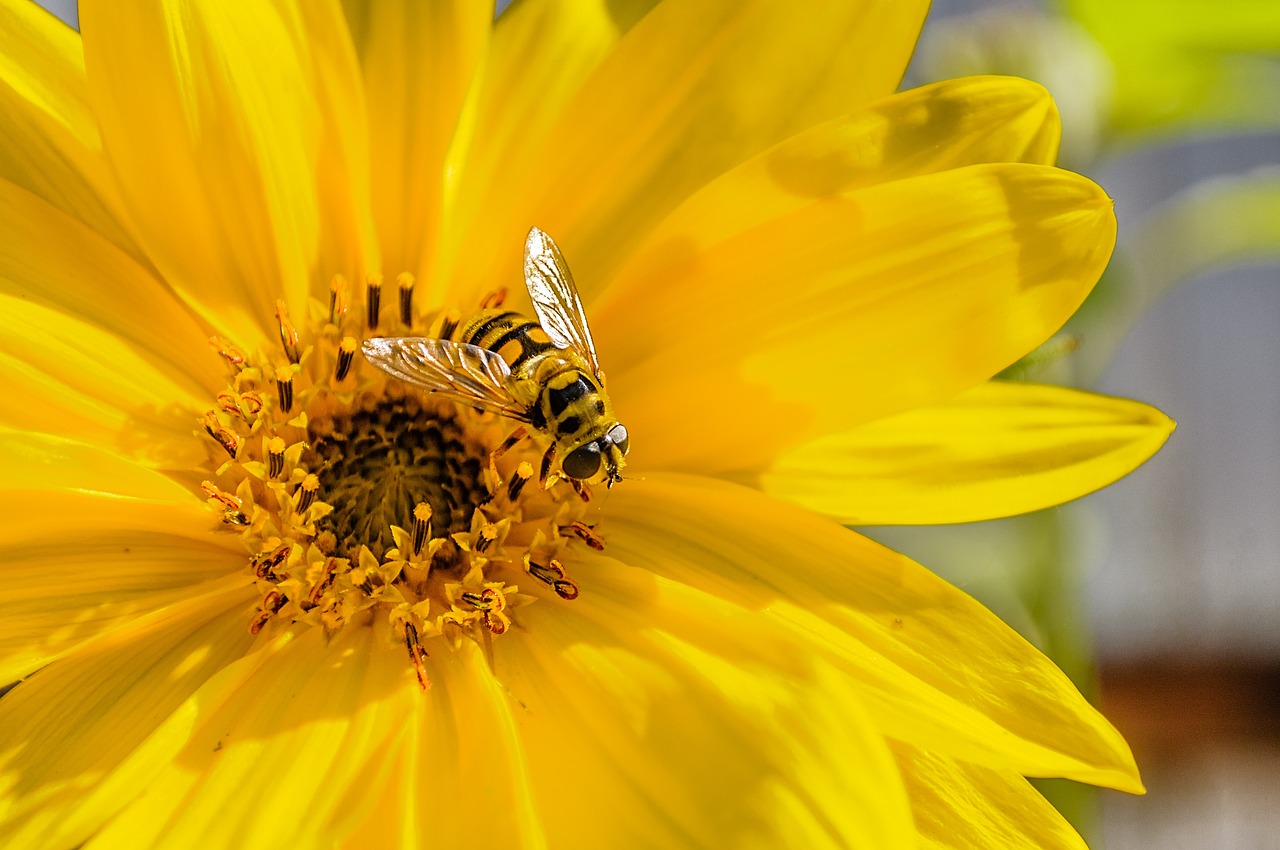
[
  {"x1": 562, "y1": 443, "x2": 602, "y2": 480},
  {"x1": 607, "y1": 423, "x2": 630, "y2": 456}
]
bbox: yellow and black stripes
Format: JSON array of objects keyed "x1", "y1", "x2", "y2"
[{"x1": 455, "y1": 309, "x2": 555, "y2": 374}]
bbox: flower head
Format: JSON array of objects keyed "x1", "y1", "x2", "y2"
[{"x1": 0, "y1": 2, "x2": 1172, "y2": 849}]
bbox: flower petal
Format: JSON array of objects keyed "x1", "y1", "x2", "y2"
[
  {"x1": 444, "y1": 0, "x2": 930, "y2": 304},
  {"x1": 600, "y1": 473, "x2": 1143, "y2": 792},
  {"x1": 336, "y1": 642, "x2": 546, "y2": 850},
  {"x1": 80, "y1": 0, "x2": 377, "y2": 342},
  {"x1": 0, "y1": 176, "x2": 221, "y2": 397},
  {"x1": 890, "y1": 743, "x2": 1088, "y2": 850},
  {"x1": 0, "y1": 293, "x2": 205, "y2": 466},
  {"x1": 0, "y1": 431, "x2": 238, "y2": 682},
  {"x1": 341, "y1": 0, "x2": 491, "y2": 296},
  {"x1": 601, "y1": 163, "x2": 1116, "y2": 474},
  {"x1": 0, "y1": 579, "x2": 256, "y2": 850},
  {"x1": 0, "y1": 0, "x2": 139, "y2": 255},
  {"x1": 493, "y1": 553, "x2": 914, "y2": 849},
  {"x1": 760, "y1": 381, "x2": 1175, "y2": 525}
]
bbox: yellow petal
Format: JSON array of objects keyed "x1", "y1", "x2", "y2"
[
  {"x1": 890, "y1": 743, "x2": 1088, "y2": 850},
  {"x1": 341, "y1": 0, "x2": 491, "y2": 299},
  {"x1": 0, "y1": 294, "x2": 205, "y2": 466},
  {"x1": 493, "y1": 553, "x2": 913, "y2": 849},
  {"x1": 0, "y1": 579, "x2": 256, "y2": 850},
  {"x1": 602, "y1": 473, "x2": 1143, "y2": 792},
  {"x1": 80, "y1": 0, "x2": 377, "y2": 343},
  {"x1": 338, "y1": 642, "x2": 546, "y2": 850},
  {"x1": 601, "y1": 163, "x2": 1116, "y2": 474},
  {"x1": 761, "y1": 381, "x2": 1176, "y2": 525},
  {"x1": 0, "y1": 0, "x2": 139, "y2": 255},
  {"x1": 82, "y1": 626, "x2": 418, "y2": 850},
  {"x1": 0, "y1": 177, "x2": 221, "y2": 396},
  {"x1": 444, "y1": 0, "x2": 929, "y2": 305},
  {"x1": 0, "y1": 432, "x2": 237, "y2": 682}
]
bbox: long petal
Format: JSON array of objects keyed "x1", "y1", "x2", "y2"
[
  {"x1": 80, "y1": 0, "x2": 377, "y2": 343},
  {"x1": 760, "y1": 382, "x2": 1175, "y2": 525},
  {"x1": 444, "y1": 0, "x2": 930, "y2": 305},
  {"x1": 340, "y1": 0, "x2": 491, "y2": 297},
  {"x1": 890, "y1": 743, "x2": 1088, "y2": 850},
  {"x1": 0, "y1": 0, "x2": 139, "y2": 255},
  {"x1": 0, "y1": 177, "x2": 221, "y2": 398},
  {"x1": 0, "y1": 431, "x2": 238, "y2": 682},
  {"x1": 0, "y1": 580, "x2": 257, "y2": 850},
  {"x1": 0, "y1": 293, "x2": 208, "y2": 467},
  {"x1": 600, "y1": 163, "x2": 1116, "y2": 474},
  {"x1": 600, "y1": 473, "x2": 1144, "y2": 792},
  {"x1": 493, "y1": 553, "x2": 914, "y2": 849}
]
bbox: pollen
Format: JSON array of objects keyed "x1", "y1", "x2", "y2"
[{"x1": 194, "y1": 282, "x2": 606, "y2": 686}]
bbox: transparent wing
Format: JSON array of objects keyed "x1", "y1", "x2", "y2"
[
  {"x1": 524, "y1": 227, "x2": 600, "y2": 375},
  {"x1": 361, "y1": 337, "x2": 531, "y2": 421}
]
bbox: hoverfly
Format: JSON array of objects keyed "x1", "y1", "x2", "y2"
[{"x1": 362, "y1": 228, "x2": 629, "y2": 489}]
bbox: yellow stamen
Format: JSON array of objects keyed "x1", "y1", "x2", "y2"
[
  {"x1": 526, "y1": 556, "x2": 580, "y2": 600},
  {"x1": 329, "y1": 274, "x2": 349, "y2": 326},
  {"x1": 397, "y1": 272, "x2": 415, "y2": 326},
  {"x1": 507, "y1": 461, "x2": 534, "y2": 501},
  {"x1": 366, "y1": 273, "x2": 383, "y2": 330},
  {"x1": 274, "y1": 300, "x2": 300, "y2": 364},
  {"x1": 275, "y1": 367, "x2": 294, "y2": 414},
  {"x1": 267, "y1": 436, "x2": 286, "y2": 479},
  {"x1": 208, "y1": 335, "x2": 246, "y2": 369},
  {"x1": 335, "y1": 336, "x2": 357, "y2": 382},
  {"x1": 201, "y1": 410, "x2": 241, "y2": 458},
  {"x1": 412, "y1": 502, "x2": 432, "y2": 557},
  {"x1": 296, "y1": 473, "x2": 319, "y2": 513}
]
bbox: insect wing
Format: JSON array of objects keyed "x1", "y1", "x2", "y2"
[
  {"x1": 524, "y1": 227, "x2": 600, "y2": 375},
  {"x1": 362, "y1": 337, "x2": 531, "y2": 421}
]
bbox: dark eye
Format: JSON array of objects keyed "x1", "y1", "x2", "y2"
[
  {"x1": 607, "y1": 424, "x2": 629, "y2": 456},
  {"x1": 563, "y1": 443, "x2": 602, "y2": 480}
]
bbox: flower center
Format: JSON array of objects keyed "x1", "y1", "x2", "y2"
[{"x1": 196, "y1": 275, "x2": 600, "y2": 687}]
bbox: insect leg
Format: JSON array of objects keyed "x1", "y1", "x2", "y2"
[
  {"x1": 538, "y1": 440, "x2": 557, "y2": 487},
  {"x1": 489, "y1": 425, "x2": 528, "y2": 474}
]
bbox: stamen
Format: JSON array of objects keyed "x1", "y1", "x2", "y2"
[
  {"x1": 475, "y1": 523, "x2": 499, "y2": 553},
  {"x1": 329, "y1": 274, "x2": 349, "y2": 326},
  {"x1": 251, "y1": 544, "x2": 290, "y2": 581},
  {"x1": 275, "y1": 367, "x2": 294, "y2": 414},
  {"x1": 249, "y1": 590, "x2": 287, "y2": 634},
  {"x1": 366, "y1": 273, "x2": 383, "y2": 330},
  {"x1": 202, "y1": 410, "x2": 241, "y2": 458},
  {"x1": 305, "y1": 557, "x2": 339, "y2": 608},
  {"x1": 274, "y1": 300, "x2": 301, "y2": 364},
  {"x1": 403, "y1": 621, "x2": 431, "y2": 689},
  {"x1": 507, "y1": 461, "x2": 534, "y2": 501},
  {"x1": 267, "y1": 436, "x2": 286, "y2": 479},
  {"x1": 434, "y1": 308, "x2": 460, "y2": 341},
  {"x1": 565, "y1": 520, "x2": 606, "y2": 551},
  {"x1": 335, "y1": 336, "x2": 357, "y2": 382},
  {"x1": 480, "y1": 288, "x2": 508, "y2": 310},
  {"x1": 208, "y1": 336, "x2": 246, "y2": 369},
  {"x1": 296, "y1": 474, "x2": 319, "y2": 513},
  {"x1": 241, "y1": 392, "x2": 264, "y2": 415},
  {"x1": 201, "y1": 480, "x2": 248, "y2": 525},
  {"x1": 411, "y1": 502, "x2": 432, "y2": 557},
  {"x1": 461, "y1": 587, "x2": 511, "y2": 634},
  {"x1": 217, "y1": 392, "x2": 244, "y2": 420},
  {"x1": 398, "y1": 272, "x2": 415, "y2": 326},
  {"x1": 526, "y1": 556, "x2": 580, "y2": 600}
]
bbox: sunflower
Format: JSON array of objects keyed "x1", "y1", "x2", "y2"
[{"x1": 0, "y1": 1, "x2": 1172, "y2": 848}]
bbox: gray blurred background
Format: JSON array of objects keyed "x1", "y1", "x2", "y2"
[{"x1": 33, "y1": 0, "x2": 1280, "y2": 847}]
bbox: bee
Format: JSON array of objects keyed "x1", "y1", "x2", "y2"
[{"x1": 362, "y1": 228, "x2": 629, "y2": 488}]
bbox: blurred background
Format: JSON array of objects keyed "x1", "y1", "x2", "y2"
[{"x1": 35, "y1": 0, "x2": 1280, "y2": 846}]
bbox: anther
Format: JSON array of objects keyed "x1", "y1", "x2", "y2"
[
  {"x1": 411, "y1": 502, "x2": 432, "y2": 556},
  {"x1": 435, "y1": 308, "x2": 460, "y2": 341},
  {"x1": 335, "y1": 336, "x2": 357, "y2": 382},
  {"x1": 480, "y1": 288, "x2": 508, "y2": 310},
  {"x1": 275, "y1": 367, "x2": 294, "y2": 414},
  {"x1": 507, "y1": 461, "x2": 534, "y2": 501},
  {"x1": 201, "y1": 480, "x2": 248, "y2": 525},
  {"x1": 250, "y1": 544, "x2": 290, "y2": 581},
  {"x1": 461, "y1": 587, "x2": 510, "y2": 634},
  {"x1": 249, "y1": 590, "x2": 287, "y2": 634},
  {"x1": 403, "y1": 621, "x2": 430, "y2": 689},
  {"x1": 202, "y1": 411, "x2": 241, "y2": 458},
  {"x1": 526, "y1": 556, "x2": 580, "y2": 600},
  {"x1": 397, "y1": 272, "x2": 415, "y2": 326},
  {"x1": 208, "y1": 336, "x2": 246, "y2": 368},
  {"x1": 296, "y1": 474, "x2": 319, "y2": 514},
  {"x1": 329, "y1": 274, "x2": 349, "y2": 326},
  {"x1": 564, "y1": 520, "x2": 606, "y2": 551},
  {"x1": 475, "y1": 523, "x2": 499, "y2": 553},
  {"x1": 267, "y1": 436, "x2": 286, "y2": 478},
  {"x1": 274, "y1": 300, "x2": 300, "y2": 364},
  {"x1": 366, "y1": 273, "x2": 383, "y2": 330},
  {"x1": 240, "y1": 392, "x2": 264, "y2": 415},
  {"x1": 306, "y1": 557, "x2": 339, "y2": 608},
  {"x1": 217, "y1": 392, "x2": 244, "y2": 419}
]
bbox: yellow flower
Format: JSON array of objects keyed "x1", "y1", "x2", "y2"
[{"x1": 0, "y1": 2, "x2": 1172, "y2": 849}]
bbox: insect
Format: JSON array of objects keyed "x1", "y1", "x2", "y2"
[{"x1": 362, "y1": 228, "x2": 629, "y2": 489}]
